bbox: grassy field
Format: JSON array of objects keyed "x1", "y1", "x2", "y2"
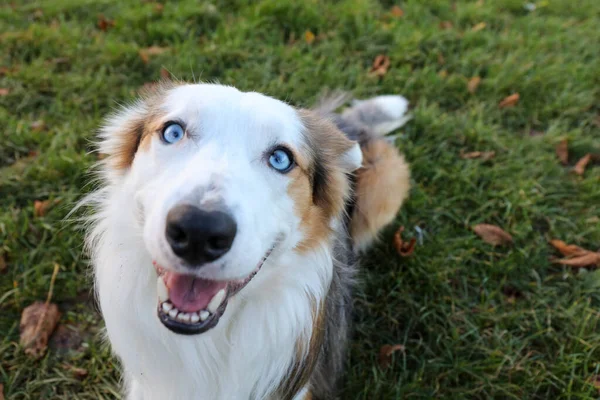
[{"x1": 1, "y1": 0, "x2": 600, "y2": 398}]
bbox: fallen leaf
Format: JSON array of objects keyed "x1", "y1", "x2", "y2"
[
  {"x1": 499, "y1": 93, "x2": 520, "y2": 108},
  {"x1": 555, "y1": 139, "x2": 569, "y2": 165},
  {"x1": 0, "y1": 252, "x2": 6, "y2": 273},
  {"x1": 160, "y1": 67, "x2": 170, "y2": 80},
  {"x1": 390, "y1": 5, "x2": 404, "y2": 17},
  {"x1": 20, "y1": 302, "x2": 61, "y2": 357},
  {"x1": 139, "y1": 46, "x2": 169, "y2": 64},
  {"x1": 0, "y1": 88, "x2": 9, "y2": 96},
  {"x1": 472, "y1": 22, "x2": 486, "y2": 32},
  {"x1": 304, "y1": 30, "x2": 315, "y2": 45},
  {"x1": 550, "y1": 239, "x2": 588, "y2": 257},
  {"x1": 369, "y1": 54, "x2": 390, "y2": 77},
  {"x1": 467, "y1": 76, "x2": 481, "y2": 93},
  {"x1": 31, "y1": 120, "x2": 46, "y2": 132},
  {"x1": 460, "y1": 150, "x2": 495, "y2": 160},
  {"x1": 379, "y1": 344, "x2": 405, "y2": 368},
  {"x1": 63, "y1": 364, "x2": 88, "y2": 379},
  {"x1": 393, "y1": 226, "x2": 417, "y2": 257},
  {"x1": 439, "y1": 21, "x2": 453, "y2": 30},
  {"x1": 573, "y1": 154, "x2": 592, "y2": 176},
  {"x1": 552, "y1": 253, "x2": 600, "y2": 268},
  {"x1": 34, "y1": 199, "x2": 59, "y2": 217},
  {"x1": 97, "y1": 15, "x2": 115, "y2": 31},
  {"x1": 473, "y1": 224, "x2": 513, "y2": 246}
]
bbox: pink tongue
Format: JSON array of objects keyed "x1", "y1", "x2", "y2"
[{"x1": 164, "y1": 272, "x2": 227, "y2": 313}]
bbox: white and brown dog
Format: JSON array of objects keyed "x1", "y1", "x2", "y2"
[{"x1": 83, "y1": 82, "x2": 410, "y2": 399}]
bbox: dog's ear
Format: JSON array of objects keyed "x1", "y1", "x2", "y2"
[{"x1": 339, "y1": 141, "x2": 362, "y2": 172}]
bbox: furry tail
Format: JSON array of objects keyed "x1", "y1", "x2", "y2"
[{"x1": 315, "y1": 93, "x2": 412, "y2": 251}]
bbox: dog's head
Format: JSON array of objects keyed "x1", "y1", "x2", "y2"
[{"x1": 98, "y1": 83, "x2": 361, "y2": 335}]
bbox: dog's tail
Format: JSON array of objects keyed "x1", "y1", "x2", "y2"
[{"x1": 314, "y1": 93, "x2": 412, "y2": 251}]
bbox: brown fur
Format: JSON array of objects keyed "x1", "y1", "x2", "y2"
[
  {"x1": 288, "y1": 110, "x2": 355, "y2": 253},
  {"x1": 350, "y1": 139, "x2": 410, "y2": 250}
]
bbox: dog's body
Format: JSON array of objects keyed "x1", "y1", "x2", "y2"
[{"x1": 84, "y1": 83, "x2": 410, "y2": 399}]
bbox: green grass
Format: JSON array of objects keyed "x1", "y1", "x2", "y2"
[{"x1": 1, "y1": 0, "x2": 600, "y2": 398}]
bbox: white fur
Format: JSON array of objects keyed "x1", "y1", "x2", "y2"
[{"x1": 86, "y1": 84, "x2": 360, "y2": 399}]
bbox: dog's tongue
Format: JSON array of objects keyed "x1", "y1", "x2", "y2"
[{"x1": 164, "y1": 272, "x2": 227, "y2": 313}]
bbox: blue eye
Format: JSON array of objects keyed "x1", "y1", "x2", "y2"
[
  {"x1": 268, "y1": 148, "x2": 294, "y2": 173},
  {"x1": 162, "y1": 123, "x2": 185, "y2": 144}
]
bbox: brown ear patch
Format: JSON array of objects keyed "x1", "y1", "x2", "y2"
[{"x1": 288, "y1": 111, "x2": 355, "y2": 252}]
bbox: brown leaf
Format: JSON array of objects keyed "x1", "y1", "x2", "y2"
[
  {"x1": 390, "y1": 5, "x2": 404, "y2": 17},
  {"x1": 591, "y1": 375, "x2": 600, "y2": 391},
  {"x1": 34, "y1": 199, "x2": 59, "y2": 217},
  {"x1": 0, "y1": 383, "x2": 4, "y2": 400},
  {"x1": 139, "y1": 46, "x2": 169, "y2": 64},
  {"x1": 393, "y1": 226, "x2": 417, "y2": 257},
  {"x1": 304, "y1": 30, "x2": 315, "y2": 45},
  {"x1": 467, "y1": 76, "x2": 481, "y2": 93},
  {"x1": 31, "y1": 120, "x2": 46, "y2": 132},
  {"x1": 555, "y1": 139, "x2": 569, "y2": 165},
  {"x1": 63, "y1": 364, "x2": 88, "y2": 379},
  {"x1": 549, "y1": 239, "x2": 588, "y2": 257},
  {"x1": 369, "y1": 54, "x2": 390, "y2": 77},
  {"x1": 20, "y1": 302, "x2": 61, "y2": 357},
  {"x1": 439, "y1": 21, "x2": 453, "y2": 30},
  {"x1": 498, "y1": 93, "x2": 520, "y2": 108},
  {"x1": 0, "y1": 252, "x2": 6, "y2": 273},
  {"x1": 0, "y1": 88, "x2": 9, "y2": 96},
  {"x1": 97, "y1": 15, "x2": 115, "y2": 31},
  {"x1": 473, "y1": 224, "x2": 513, "y2": 246},
  {"x1": 573, "y1": 154, "x2": 592, "y2": 176},
  {"x1": 552, "y1": 253, "x2": 600, "y2": 268},
  {"x1": 379, "y1": 344, "x2": 405, "y2": 368},
  {"x1": 460, "y1": 150, "x2": 495, "y2": 160},
  {"x1": 472, "y1": 22, "x2": 486, "y2": 32}
]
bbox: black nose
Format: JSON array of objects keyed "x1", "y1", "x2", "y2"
[{"x1": 165, "y1": 205, "x2": 237, "y2": 266}]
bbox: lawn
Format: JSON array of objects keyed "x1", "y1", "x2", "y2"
[{"x1": 1, "y1": 0, "x2": 600, "y2": 398}]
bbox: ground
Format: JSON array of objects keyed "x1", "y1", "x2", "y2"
[{"x1": 1, "y1": 0, "x2": 599, "y2": 399}]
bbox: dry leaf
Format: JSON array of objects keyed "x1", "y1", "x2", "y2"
[
  {"x1": 467, "y1": 76, "x2": 481, "y2": 93},
  {"x1": 379, "y1": 344, "x2": 405, "y2": 368},
  {"x1": 499, "y1": 93, "x2": 520, "y2": 108},
  {"x1": 20, "y1": 302, "x2": 61, "y2": 357},
  {"x1": 553, "y1": 253, "x2": 600, "y2": 268},
  {"x1": 555, "y1": 139, "x2": 569, "y2": 165},
  {"x1": 590, "y1": 375, "x2": 600, "y2": 391},
  {"x1": 390, "y1": 6, "x2": 404, "y2": 17},
  {"x1": 460, "y1": 150, "x2": 495, "y2": 160},
  {"x1": 97, "y1": 15, "x2": 115, "y2": 31},
  {"x1": 573, "y1": 154, "x2": 592, "y2": 176},
  {"x1": 31, "y1": 120, "x2": 46, "y2": 132},
  {"x1": 304, "y1": 30, "x2": 315, "y2": 45},
  {"x1": 393, "y1": 226, "x2": 417, "y2": 257},
  {"x1": 472, "y1": 22, "x2": 486, "y2": 32},
  {"x1": 0, "y1": 383, "x2": 4, "y2": 400},
  {"x1": 0, "y1": 88, "x2": 9, "y2": 96},
  {"x1": 160, "y1": 67, "x2": 170, "y2": 80},
  {"x1": 439, "y1": 21, "x2": 453, "y2": 30},
  {"x1": 63, "y1": 364, "x2": 88, "y2": 379},
  {"x1": 0, "y1": 252, "x2": 6, "y2": 273},
  {"x1": 473, "y1": 224, "x2": 513, "y2": 246},
  {"x1": 550, "y1": 239, "x2": 588, "y2": 257},
  {"x1": 34, "y1": 199, "x2": 58, "y2": 217},
  {"x1": 139, "y1": 46, "x2": 169, "y2": 64},
  {"x1": 369, "y1": 55, "x2": 390, "y2": 77}
]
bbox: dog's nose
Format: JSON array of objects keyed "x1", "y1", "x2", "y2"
[{"x1": 165, "y1": 204, "x2": 237, "y2": 266}]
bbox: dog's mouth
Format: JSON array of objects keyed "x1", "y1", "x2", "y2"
[{"x1": 154, "y1": 242, "x2": 278, "y2": 335}]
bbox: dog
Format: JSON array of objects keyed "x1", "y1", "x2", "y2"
[{"x1": 83, "y1": 82, "x2": 411, "y2": 399}]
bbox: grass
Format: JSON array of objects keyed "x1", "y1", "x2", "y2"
[{"x1": 1, "y1": 0, "x2": 599, "y2": 398}]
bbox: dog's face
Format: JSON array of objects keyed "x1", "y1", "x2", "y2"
[{"x1": 100, "y1": 83, "x2": 361, "y2": 335}]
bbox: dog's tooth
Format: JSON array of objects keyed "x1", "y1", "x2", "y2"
[
  {"x1": 168, "y1": 308, "x2": 178, "y2": 318},
  {"x1": 156, "y1": 277, "x2": 168, "y2": 302},
  {"x1": 190, "y1": 313, "x2": 200, "y2": 323},
  {"x1": 179, "y1": 313, "x2": 191, "y2": 323},
  {"x1": 199, "y1": 310, "x2": 210, "y2": 321},
  {"x1": 207, "y1": 289, "x2": 226, "y2": 313},
  {"x1": 162, "y1": 302, "x2": 173, "y2": 313}
]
